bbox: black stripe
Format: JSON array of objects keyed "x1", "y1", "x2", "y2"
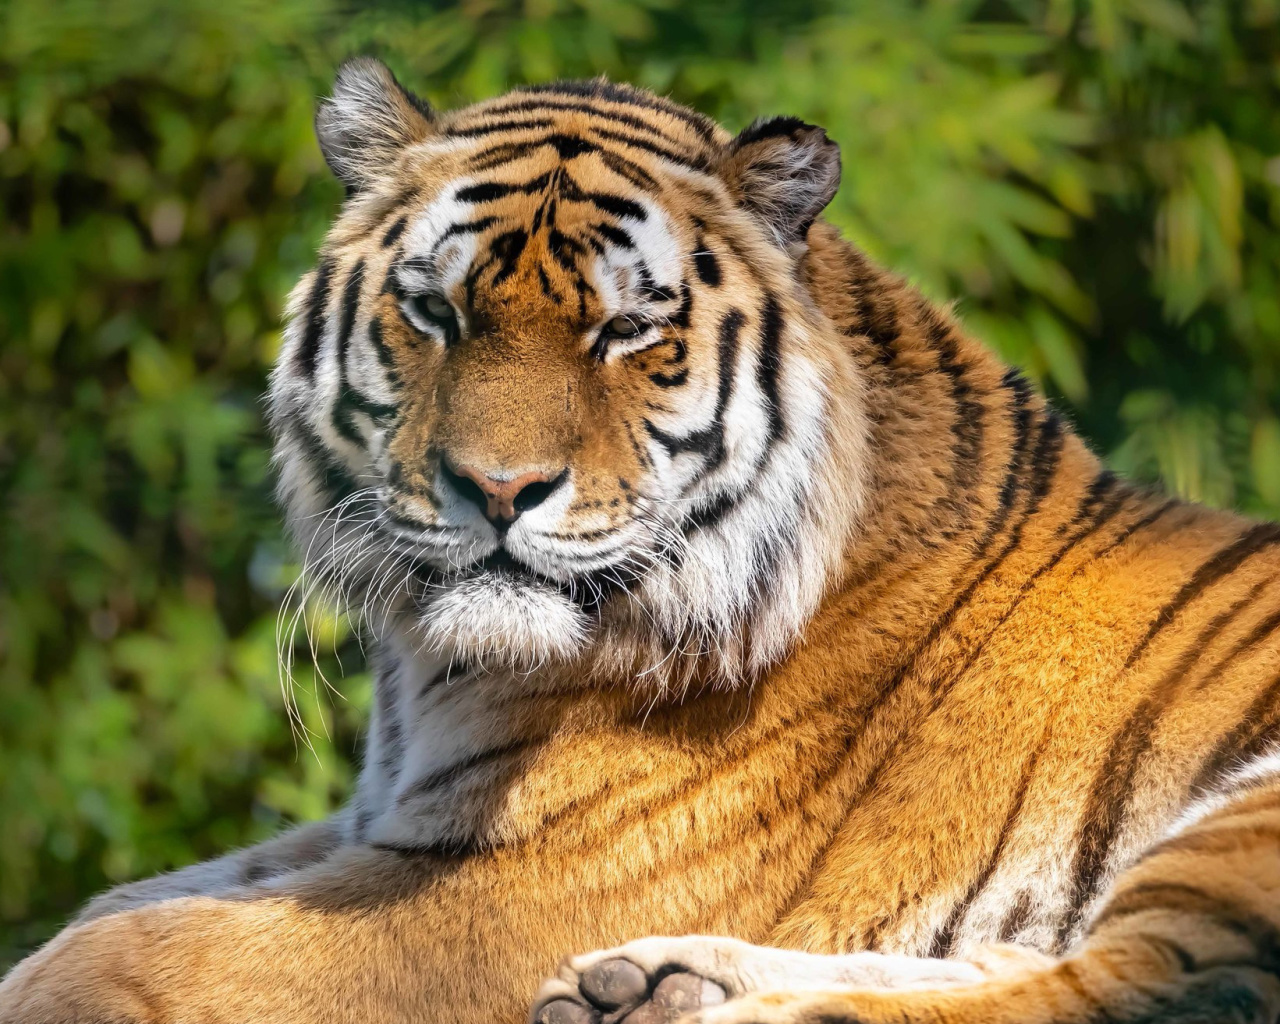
[
  {"x1": 669, "y1": 282, "x2": 694, "y2": 329},
  {"x1": 694, "y1": 245, "x2": 721, "y2": 287},
  {"x1": 1190, "y1": 576, "x2": 1280, "y2": 691},
  {"x1": 375, "y1": 660, "x2": 404, "y2": 775},
  {"x1": 295, "y1": 258, "x2": 334, "y2": 379},
  {"x1": 490, "y1": 229, "x2": 529, "y2": 284},
  {"x1": 436, "y1": 216, "x2": 499, "y2": 247},
  {"x1": 1191, "y1": 668, "x2": 1280, "y2": 797},
  {"x1": 395, "y1": 739, "x2": 536, "y2": 802},
  {"x1": 757, "y1": 294, "x2": 785, "y2": 447},
  {"x1": 536, "y1": 263, "x2": 561, "y2": 304},
  {"x1": 1089, "y1": 881, "x2": 1280, "y2": 973},
  {"x1": 998, "y1": 891, "x2": 1033, "y2": 942},
  {"x1": 855, "y1": 408, "x2": 1066, "y2": 729},
  {"x1": 971, "y1": 370, "x2": 1036, "y2": 559},
  {"x1": 332, "y1": 260, "x2": 368, "y2": 445},
  {"x1": 598, "y1": 149, "x2": 658, "y2": 190},
  {"x1": 449, "y1": 116, "x2": 557, "y2": 138},
  {"x1": 931, "y1": 473, "x2": 1127, "y2": 709},
  {"x1": 1123, "y1": 522, "x2": 1280, "y2": 673},
  {"x1": 547, "y1": 229, "x2": 584, "y2": 274},
  {"x1": 587, "y1": 125, "x2": 708, "y2": 170},
  {"x1": 649, "y1": 368, "x2": 688, "y2": 388},
  {"x1": 585, "y1": 192, "x2": 646, "y2": 221},
  {"x1": 1080, "y1": 497, "x2": 1178, "y2": 570},
  {"x1": 367, "y1": 316, "x2": 398, "y2": 381},
  {"x1": 685, "y1": 490, "x2": 742, "y2": 533},
  {"x1": 467, "y1": 139, "x2": 547, "y2": 171},
  {"x1": 456, "y1": 175, "x2": 552, "y2": 204},
  {"x1": 336, "y1": 259, "x2": 364, "y2": 354},
  {"x1": 591, "y1": 222, "x2": 634, "y2": 249},
  {"x1": 925, "y1": 305, "x2": 986, "y2": 535},
  {"x1": 458, "y1": 102, "x2": 683, "y2": 148},
  {"x1": 855, "y1": 275, "x2": 900, "y2": 356},
  {"x1": 643, "y1": 309, "x2": 744, "y2": 464},
  {"x1": 1060, "y1": 526, "x2": 1280, "y2": 946},
  {"x1": 381, "y1": 216, "x2": 408, "y2": 248},
  {"x1": 331, "y1": 261, "x2": 398, "y2": 442},
  {"x1": 929, "y1": 736, "x2": 1049, "y2": 957},
  {"x1": 287, "y1": 417, "x2": 358, "y2": 502},
  {"x1": 508, "y1": 82, "x2": 718, "y2": 141}
]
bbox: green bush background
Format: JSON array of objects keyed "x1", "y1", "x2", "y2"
[{"x1": 3, "y1": 0, "x2": 1280, "y2": 967}]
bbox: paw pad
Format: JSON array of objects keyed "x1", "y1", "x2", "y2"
[{"x1": 535, "y1": 959, "x2": 726, "y2": 1024}]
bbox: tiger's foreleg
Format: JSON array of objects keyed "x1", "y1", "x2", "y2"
[
  {"x1": 535, "y1": 776, "x2": 1280, "y2": 1024},
  {"x1": 0, "y1": 842, "x2": 532, "y2": 1024},
  {"x1": 72, "y1": 814, "x2": 348, "y2": 924}
]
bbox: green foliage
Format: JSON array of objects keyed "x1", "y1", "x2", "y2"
[{"x1": 2, "y1": 0, "x2": 1279, "y2": 967}]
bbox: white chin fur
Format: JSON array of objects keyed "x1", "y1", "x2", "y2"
[{"x1": 412, "y1": 574, "x2": 591, "y2": 668}]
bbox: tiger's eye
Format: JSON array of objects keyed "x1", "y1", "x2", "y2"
[
  {"x1": 423, "y1": 293, "x2": 453, "y2": 320},
  {"x1": 607, "y1": 316, "x2": 640, "y2": 336}
]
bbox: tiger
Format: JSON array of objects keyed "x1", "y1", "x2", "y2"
[{"x1": 5, "y1": 55, "x2": 1280, "y2": 1024}]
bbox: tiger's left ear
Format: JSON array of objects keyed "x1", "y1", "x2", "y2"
[
  {"x1": 316, "y1": 58, "x2": 436, "y2": 194},
  {"x1": 719, "y1": 117, "x2": 841, "y2": 248}
]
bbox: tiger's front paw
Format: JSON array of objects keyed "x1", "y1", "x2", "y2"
[{"x1": 530, "y1": 935, "x2": 984, "y2": 1024}]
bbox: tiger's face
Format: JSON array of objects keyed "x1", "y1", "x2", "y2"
[{"x1": 270, "y1": 61, "x2": 868, "y2": 684}]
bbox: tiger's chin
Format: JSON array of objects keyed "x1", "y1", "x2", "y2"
[{"x1": 411, "y1": 572, "x2": 592, "y2": 670}]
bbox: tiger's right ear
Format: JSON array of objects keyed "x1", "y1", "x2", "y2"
[{"x1": 316, "y1": 58, "x2": 435, "y2": 194}]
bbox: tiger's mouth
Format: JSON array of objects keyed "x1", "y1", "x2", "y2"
[{"x1": 409, "y1": 545, "x2": 641, "y2": 615}]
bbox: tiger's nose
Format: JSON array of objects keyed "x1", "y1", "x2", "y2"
[{"x1": 442, "y1": 461, "x2": 566, "y2": 527}]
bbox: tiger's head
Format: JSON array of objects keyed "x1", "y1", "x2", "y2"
[{"x1": 270, "y1": 60, "x2": 870, "y2": 688}]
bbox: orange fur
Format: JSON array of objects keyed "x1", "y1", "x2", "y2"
[{"x1": 5, "y1": 66, "x2": 1280, "y2": 1024}]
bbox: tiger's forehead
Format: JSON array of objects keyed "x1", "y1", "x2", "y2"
[
  {"x1": 440, "y1": 82, "x2": 730, "y2": 173},
  {"x1": 394, "y1": 135, "x2": 695, "y2": 330}
]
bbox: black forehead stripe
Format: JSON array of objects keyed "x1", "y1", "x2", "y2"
[
  {"x1": 516, "y1": 80, "x2": 719, "y2": 143},
  {"x1": 598, "y1": 149, "x2": 658, "y2": 190},
  {"x1": 455, "y1": 174, "x2": 552, "y2": 203},
  {"x1": 448, "y1": 116, "x2": 557, "y2": 139},
  {"x1": 581, "y1": 192, "x2": 646, "y2": 221},
  {"x1": 536, "y1": 263, "x2": 562, "y2": 304},
  {"x1": 463, "y1": 97, "x2": 693, "y2": 148},
  {"x1": 435, "y1": 215, "x2": 499, "y2": 247},
  {"x1": 467, "y1": 140, "x2": 544, "y2": 172},
  {"x1": 294, "y1": 257, "x2": 334, "y2": 380},
  {"x1": 464, "y1": 134, "x2": 669, "y2": 193},
  {"x1": 574, "y1": 277, "x2": 593, "y2": 327},
  {"x1": 586, "y1": 126, "x2": 709, "y2": 170},
  {"x1": 548, "y1": 229, "x2": 585, "y2": 274},
  {"x1": 464, "y1": 134, "x2": 595, "y2": 169},
  {"x1": 590, "y1": 223, "x2": 634, "y2": 249},
  {"x1": 489, "y1": 229, "x2": 529, "y2": 284},
  {"x1": 539, "y1": 169, "x2": 648, "y2": 221}
]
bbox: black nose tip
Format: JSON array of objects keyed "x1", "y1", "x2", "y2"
[{"x1": 441, "y1": 461, "x2": 566, "y2": 527}]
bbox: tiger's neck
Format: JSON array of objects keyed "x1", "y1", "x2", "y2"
[{"x1": 800, "y1": 221, "x2": 1107, "y2": 607}]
